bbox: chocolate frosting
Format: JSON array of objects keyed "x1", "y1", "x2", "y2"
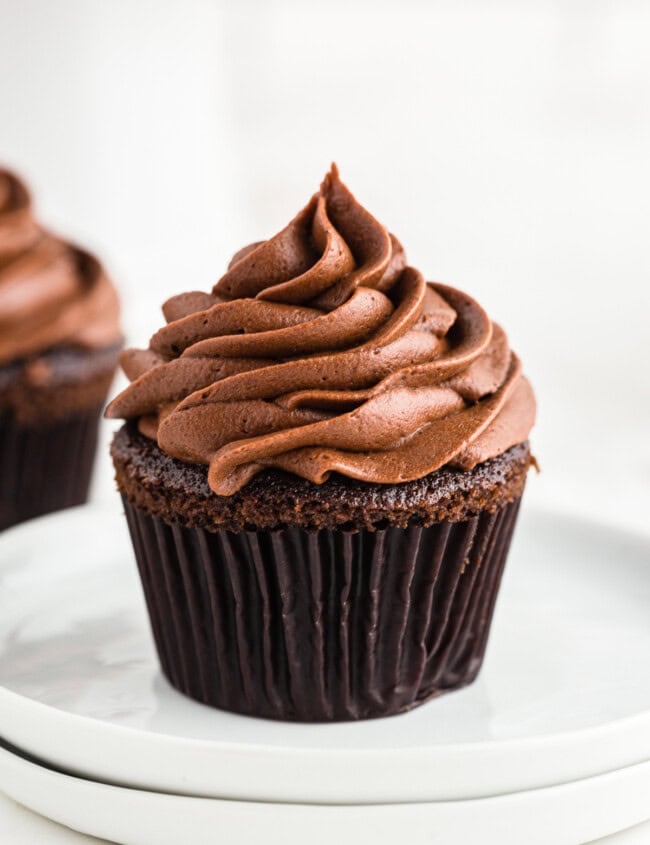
[
  {"x1": 0, "y1": 169, "x2": 121, "y2": 366},
  {"x1": 107, "y1": 166, "x2": 535, "y2": 496}
]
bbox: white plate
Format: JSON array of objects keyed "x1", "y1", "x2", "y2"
[
  {"x1": 0, "y1": 505, "x2": 649, "y2": 804},
  {"x1": 0, "y1": 742, "x2": 649, "y2": 845}
]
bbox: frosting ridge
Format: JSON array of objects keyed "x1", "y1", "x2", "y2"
[{"x1": 107, "y1": 165, "x2": 535, "y2": 495}]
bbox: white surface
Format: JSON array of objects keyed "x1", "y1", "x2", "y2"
[
  {"x1": 0, "y1": 794, "x2": 103, "y2": 844},
  {"x1": 0, "y1": 743, "x2": 649, "y2": 845},
  {"x1": 1, "y1": 794, "x2": 648, "y2": 845},
  {"x1": 0, "y1": 505, "x2": 649, "y2": 805}
]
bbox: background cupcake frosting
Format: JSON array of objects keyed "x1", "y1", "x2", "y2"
[{"x1": 0, "y1": 169, "x2": 120, "y2": 371}]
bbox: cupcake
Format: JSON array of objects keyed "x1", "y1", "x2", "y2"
[
  {"x1": 0, "y1": 168, "x2": 121, "y2": 531},
  {"x1": 107, "y1": 165, "x2": 536, "y2": 721}
]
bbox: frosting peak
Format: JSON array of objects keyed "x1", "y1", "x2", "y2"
[
  {"x1": 215, "y1": 167, "x2": 404, "y2": 309},
  {"x1": 0, "y1": 168, "x2": 121, "y2": 366},
  {"x1": 107, "y1": 166, "x2": 535, "y2": 496}
]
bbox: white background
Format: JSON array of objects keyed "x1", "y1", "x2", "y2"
[{"x1": 0, "y1": 1, "x2": 649, "y2": 840}]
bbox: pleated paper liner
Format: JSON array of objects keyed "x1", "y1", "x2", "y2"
[
  {"x1": 123, "y1": 495, "x2": 522, "y2": 722},
  {"x1": 0, "y1": 407, "x2": 103, "y2": 532}
]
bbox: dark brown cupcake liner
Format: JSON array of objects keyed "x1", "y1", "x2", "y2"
[
  {"x1": 0, "y1": 407, "x2": 103, "y2": 532},
  {"x1": 122, "y1": 495, "x2": 522, "y2": 722}
]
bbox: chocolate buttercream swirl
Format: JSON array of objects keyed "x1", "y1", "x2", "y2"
[
  {"x1": 0, "y1": 168, "x2": 121, "y2": 366},
  {"x1": 107, "y1": 166, "x2": 535, "y2": 496}
]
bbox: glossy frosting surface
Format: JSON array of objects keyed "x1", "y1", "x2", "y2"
[
  {"x1": 107, "y1": 166, "x2": 535, "y2": 495},
  {"x1": 0, "y1": 169, "x2": 121, "y2": 367}
]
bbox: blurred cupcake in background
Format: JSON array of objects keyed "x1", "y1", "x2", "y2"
[{"x1": 0, "y1": 168, "x2": 121, "y2": 531}]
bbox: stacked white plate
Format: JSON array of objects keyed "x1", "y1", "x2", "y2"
[{"x1": 0, "y1": 505, "x2": 649, "y2": 845}]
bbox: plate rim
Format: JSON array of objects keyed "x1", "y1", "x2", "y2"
[
  {"x1": 0, "y1": 741, "x2": 649, "y2": 845},
  {"x1": 1, "y1": 503, "x2": 649, "y2": 803}
]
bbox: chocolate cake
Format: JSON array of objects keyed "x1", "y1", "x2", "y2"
[
  {"x1": 0, "y1": 168, "x2": 121, "y2": 530},
  {"x1": 107, "y1": 165, "x2": 536, "y2": 721}
]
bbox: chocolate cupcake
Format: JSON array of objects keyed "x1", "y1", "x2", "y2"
[
  {"x1": 107, "y1": 166, "x2": 536, "y2": 721},
  {"x1": 0, "y1": 169, "x2": 121, "y2": 531}
]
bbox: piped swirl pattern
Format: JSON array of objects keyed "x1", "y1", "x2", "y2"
[{"x1": 107, "y1": 166, "x2": 535, "y2": 496}]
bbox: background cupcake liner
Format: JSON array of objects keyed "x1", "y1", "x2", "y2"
[
  {"x1": 0, "y1": 407, "x2": 103, "y2": 532},
  {"x1": 123, "y1": 495, "x2": 522, "y2": 722}
]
